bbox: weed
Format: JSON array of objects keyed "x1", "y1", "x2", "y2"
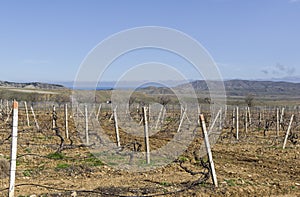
[
  {"x1": 178, "y1": 156, "x2": 189, "y2": 162},
  {"x1": 23, "y1": 169, "x2": 32, "y2": 177},
  {"x1": 47, "y1": 152, "x2": 65, "y2": 160},
  {"x1": 25, "y1": 147, "x2": 31, "y2": 153},
  {"x1": 85, "y1": 156, "x2": 103, "y2": 166},
  {"x1": 225, "y1": 179, "x2": 236, "y2": 186},
  {"x1": 55, "y1": 163, "x2": 70, "y2": 170},
  {"x1": 159, "y1": 181, "x2": 172, "y2": 187}
]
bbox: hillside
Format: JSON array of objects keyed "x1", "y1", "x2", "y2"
[
  {"x1": 139, "y1": 79, "x2": 300, "y2": 99},
  {"x1": 0, "y1": 80, "x2": 66, "y2": 90}
]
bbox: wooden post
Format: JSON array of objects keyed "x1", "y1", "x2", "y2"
[
  {"x1": 31, "y1": 106, "x2": 39, "y2": 130},
  {"x1": 245, "y1": 107, "x2": 248, "y2": 133},
  {"x1": 280, "y1": 107, "x2": 285, "y2": 128},
  {"x1": 52, "y1": 105, "x2": 56, "y2": 130},
  {"x1": 143, "y1": 107, "x2": 150, "y2": 164},
  {"x1": 65, "y1": 103, "x2": 69, "y2": 139},
  {"x1": 232, "y1": 107, "x2": 235, "y2": 130},
  {"x1": 276, "y1": 108, "x2": 280, "y2": 136},
  {"x1": 6, "y1": 100, "x2": 9, "y2": 114},
  {"x1": 283, "y1": 114, "x2": 294, "y2": 149},
  {"x1": 247, "y1": 107, "x2": 251, "y2": 126},
  {"x1": 199, "y1": 114, "x2": 218, "y2": 187},
  {"x1": 208, "y1": 109, "x2": 221, "y2": 133},
  {"x1": 160, "y1": 106, "x2": 167, "y2": 125},
  {"x1": 177, "y1": 108, "x2": 186, "y2": 133},
  {"x1": 5, "y1": 108, "x2": 11, "y2": 123},
  {"x1": 9, "y1": 101, "x2": 18, "y2": 197},
  {"x1": 236, "y1": 106, "x2": 239, "y2": 140},
  {"x1": 138, "y1": 117, "x2": 144, "y2": 126},
  {"x1": 24, "y1": 101, "x2": 30, "y2": 127},
  {"x1": 113, "y1": 107, "x2": 120, "y2": 147},
  {"x1": 148, "y1": 105, "x2": 151, "y2": 122},
  {"x1": 85, "y1": 105, "x2": 89, "y2": 145},
  {"x1": 224, "y1": 105, "x2": 227, "y2": 120},
  {"x1": 155, "y1": 105, "x2": 164, "y2": 130},
  {"x1": 75, "y1": 104, "x2": 79, "y2": 122},
  {"x1": 96, "y1": 104, "x2": 102, "y2": 120},
  {"x1": 197, "y1": 105, "x2": 201, "y2": 126},
  {"x1": 219, "y1": 108, "x2": 222, "y2": 132}
]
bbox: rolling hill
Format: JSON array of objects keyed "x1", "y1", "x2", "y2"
[{"x1": 0, "y1": 80, "x2": 65, "y2": 90}]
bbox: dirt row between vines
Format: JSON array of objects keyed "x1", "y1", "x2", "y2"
[{"x1": 0, "y1": 108, "x2": 299, "y2": 197}]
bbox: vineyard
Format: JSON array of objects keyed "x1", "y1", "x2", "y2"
[{"x1": 0, "y1": 99, "x2": 299, "y2": 196}]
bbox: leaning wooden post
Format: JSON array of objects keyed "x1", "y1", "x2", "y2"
[
  {"x1": 64, "y1": 103, "x2": 69, "y2": 139},
  {"x1": 24, "y1": 101, "x2": 30, "y2": 127},
  {"x1": 199, "y1": 114, "x2": 218, "y2": 187},
  {"x1": 276, "y1": 108, "x2": 280, "y2": 136},
  {"x1": 161, "y1": 106, "x2": 167, "y2": 125},
  {"x1": 177, "y1": 108, "x2": 186, "y2": 133},
  {"x1": 85, "y1": 105, "x2": 89, "y2": 145},
  {"x1": 155, "y1": 105, "x2": 164, "y2": 130},
  {"x1": 96, "y1": 104, "x2": 102, "y2": 120},
  {"x1": 113, "y1": 107, "x2": 120, "y2": 147},
  {"x1": 143, "y1": 107, "x2": 150, "y2": 164},
  {"x1": 283, "y1": 114, "x2": 294, "y2": 149},
  {"x1": 208, "y1": 109, "x2": 221, "y2": 133},
  {"x1": 31, "y1": 106, "x2": 39, "y2": 131},
  {"x1": 236, "y1": 106, "x2": 239, "y2": 140},
  {"x1": 9, "y1": 101, "x2": 18, "y2": 197}
]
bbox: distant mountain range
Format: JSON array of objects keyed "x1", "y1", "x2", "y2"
[
  {"x1": 1, "y1": 79, "x2": 300, "y2": 99},
  {"x1": 142, "y1": 79, "x2": 300, "y2": 98},
  {"x1": 222, "y1": 80, "x2": 300, "y2": 97},
  {"x1": 0, "y1": 80, "x2": 65, "y2": 90}
]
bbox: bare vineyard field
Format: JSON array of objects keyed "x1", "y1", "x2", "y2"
[{"x1": 0, "y1": 100, "x2": 299, "y2": 197}]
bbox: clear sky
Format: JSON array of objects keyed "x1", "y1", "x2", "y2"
[{"x1": 0, "y1": 0, "x2": 300, "y2": 83}]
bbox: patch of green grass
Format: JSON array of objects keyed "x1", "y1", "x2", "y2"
[
  {"x1": 16, "y1": 160, "x2": 21, "y2": 166},
  {"x1": 23, "y1": 169, "x2": 32, "y2": 177},
  {"x1": 85, "y1": 156, "x2": 103, "y2": 166},
  {"x1": 47, "y1": 152, "x2": 65, "y2": 160},
  {"x1": 290, "y1": 185, "x2": 296, "y2": 190},
  {"x1": 25, "y1": 148, "x2": 31, "y2": 153},
  {"x1": 178, "y1": 156, "x2": 189, "y2": 162},
  {"x1": 224, "y1": 179, "x2": 236, "y2": 186},
  {"x1": 55, "y1": 163, "x2": 70, "y2": 170}
]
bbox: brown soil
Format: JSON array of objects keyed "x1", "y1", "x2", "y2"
[{"x1": 0, "y1": 105, "x2": 299, "y2": 197}]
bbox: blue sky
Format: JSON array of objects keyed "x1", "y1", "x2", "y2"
[{"x1": 0, "y1": 0, "x2": 300, "y2": 83}]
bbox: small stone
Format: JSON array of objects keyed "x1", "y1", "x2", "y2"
[{"x1": 71, "y1": 191, "x2": 77, "y2": 197}]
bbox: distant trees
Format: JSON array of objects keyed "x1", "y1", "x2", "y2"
[
  {"x1": 245, "y1": 94, "x2": 255, "y2": 107},
  {"x1": 158, "y1": 96, "x2": 171, "y2": 106},
  {"x1": 55, "y1": 94, "x2": 70, "y2": 107}
]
